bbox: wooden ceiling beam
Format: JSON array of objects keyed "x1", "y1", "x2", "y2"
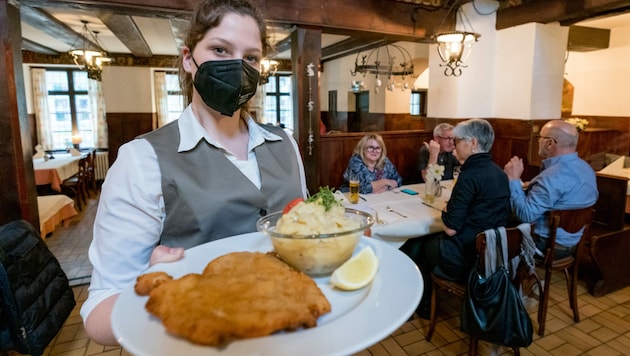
[
  {"x1": 98, "y1": 13, "x2": 153, "y2": 57},
  {"x1": 322, "y1": 38, "x2": 393, "y2": 62},
  {"x1": 20, "y1": 0, "x2": 446, "y2": 40},
  {"x1": 20, "y1": 5, "x2": 100, "y2": 50},
  {"x1": 496, "y1": 0, "x2": 630, "y2": 29},
  {"x1": 22, "y1": 38, "x2": 59, "y2": 55},
  {"x1": 169, "y1": 18, "x2": 189, "y2": 53}
]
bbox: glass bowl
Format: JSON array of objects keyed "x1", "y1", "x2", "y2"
[{"x1": 256, "y1": 208, "x2": 374, "y2": 276}]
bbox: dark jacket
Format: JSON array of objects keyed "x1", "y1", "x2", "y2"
[
  {"x1": 437, "y1": 153, "x2": 510, "y2": 282},
  {"x1": 0, "y1": 220, "x2": 75, "y2": 356}
]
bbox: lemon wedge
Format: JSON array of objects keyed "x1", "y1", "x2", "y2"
[{"x1": 330, "y1": 246, "x2": 378, "y2": 290}]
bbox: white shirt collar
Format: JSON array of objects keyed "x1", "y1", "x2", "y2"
[{"x1": 176, "y1": 105, "x2": 283, "y2": 153}]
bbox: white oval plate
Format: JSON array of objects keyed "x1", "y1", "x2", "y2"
[{"x1": 112, "y1": 232, "x2": 423, "y2": 356}]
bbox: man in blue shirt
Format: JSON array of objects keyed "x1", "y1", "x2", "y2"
[{"x1": 504, "y1": 119, "x2": 598, "y2": 259}]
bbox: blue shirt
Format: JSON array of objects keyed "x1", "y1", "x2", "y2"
[
  {"x1": 341, "y1": 154, "x2": 403, "y2": 194},
  {"x1": 508, "y1": 152, "x2": 598, "y2": 247}
]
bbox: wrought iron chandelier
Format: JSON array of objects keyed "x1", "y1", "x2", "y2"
[
  {"x1": 350, "y1": 43, "x2": 415, "y2": 93},
  {"x1": 432, "y1": 1, "x2": 480, "y2": 77},
  {"x1": 68, "y1": 20, "x2": 112, "y2": 81},
  {"x1": 259, "y1": 58, "x2": 279, "y2": 85}
]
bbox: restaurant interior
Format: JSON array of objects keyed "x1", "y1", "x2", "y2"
[{"x1": 2, "y1": 0, "x2": 630, "y2": 355}]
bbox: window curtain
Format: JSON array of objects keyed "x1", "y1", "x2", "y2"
[
  {"x1": 31, "y1": 68, "x2": 53, "y2": 150},
  {"x1": 154, "y1": 71, "x2": 169, "y2": 128},
  {"x1": 88, "y1": 79, "x2": 108, "y2": 148}
]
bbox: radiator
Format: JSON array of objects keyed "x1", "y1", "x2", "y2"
[{"x1": 95, "y1": 151, "x2": 109, "y2": 181}]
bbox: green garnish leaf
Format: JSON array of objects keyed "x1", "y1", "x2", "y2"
[{"x1": 306, "y1": 186, "x2": 341, "y2": 211}]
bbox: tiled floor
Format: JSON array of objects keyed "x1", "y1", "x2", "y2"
[{"x1": 22, "y1": 192, "x2": 630, "y2": 355}]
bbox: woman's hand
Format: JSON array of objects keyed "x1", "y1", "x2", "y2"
[
  {"x1": 444, "y1": 226, "x2": 457, "y2": 236},
  {"x1": 371, "y1": 179, "x2": 398, "y2": 194},
  {"x1": 150, "y1": 245, "x2": 185, "y2": 266}
]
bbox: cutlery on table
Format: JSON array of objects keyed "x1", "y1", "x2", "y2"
[
  {"x1": 422, "y1": 201, "x2": 443, "y2": 212},
  {"x1": 386, "y1": 206, "x2": 407, "y2": 218}
]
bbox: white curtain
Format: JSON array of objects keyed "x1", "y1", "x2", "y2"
[
  {"x1": 31, "y1": 68, "x2": 53, "y2": 150},
  {"x1": 88, "y1": 79, "x2": 108, "y2": 148},
  {"x1": 154, "y1": 71, "x2": 169, "y2": 128}
]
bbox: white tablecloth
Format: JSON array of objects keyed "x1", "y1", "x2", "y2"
[
  {"x1": 599, "y1": 155, "x2": 630, "y2": 194},
  {"x1": 33, "y1": 153, "x2": 82, "y2": 191},
  {"x1": 37, "y1": 195, "x2": 78, "y2": 237},
  {"x1": 339, "y1": 181, "x2": 454, "y2": 248}
]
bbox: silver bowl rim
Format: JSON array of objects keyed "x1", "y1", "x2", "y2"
[{"x1": 256, "y1": 207, "x2": 374, "y2": 239}]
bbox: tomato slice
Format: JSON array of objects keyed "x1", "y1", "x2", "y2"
[{"x1": 282, "y1": 198, "x2": 304, "y2": 214}]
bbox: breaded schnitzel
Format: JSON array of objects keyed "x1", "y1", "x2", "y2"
[{"x1": 136, "y1": 252, "x2": 331, "y2": 346}]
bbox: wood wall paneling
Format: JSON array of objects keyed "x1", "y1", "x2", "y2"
[
  {"x1": 316, "y1": 118, "x2": 630, "y2": 189},
  {"x1": 318, "y1": 130, "x2": 432, "y2": 189},
  {"x1": 106, "y1": 112, "x2": 154, "y2": 164}
]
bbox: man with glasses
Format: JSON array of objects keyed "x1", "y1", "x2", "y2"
[
  {"x1": 504, "y1": 119, "x2": 598, "y2": 259},
  {"x1": 417, "y1": 123, "x2": 460, "y2": 183}
]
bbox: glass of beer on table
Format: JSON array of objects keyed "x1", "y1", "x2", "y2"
[{"x1": 349, "y1": 176, "x2": 360, "y2": 204}]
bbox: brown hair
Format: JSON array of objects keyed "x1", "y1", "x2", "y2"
[
  {"x1": 177, "y1": 0, "x2": 272, "y2": 118},
  {"x1": 353, "y1": 133, "x2": 388, "y2": 170}
]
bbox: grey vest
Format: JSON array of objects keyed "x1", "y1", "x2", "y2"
[{"x1": 142, "y1": 121, "x2": 303, "y2": 249}]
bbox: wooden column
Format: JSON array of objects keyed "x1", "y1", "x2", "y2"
[
  {"x1": 291, "y1": 27, "x2": 321, "y2": 194},
  {"x1": 0, "y1": 1, "x2": 39, "y2": 227}
]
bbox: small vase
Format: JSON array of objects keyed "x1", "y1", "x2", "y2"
[{"x1": 424, "y1": 178, "x2": 442, "y2": 203}]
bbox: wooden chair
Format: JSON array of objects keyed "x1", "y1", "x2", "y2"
[
  {"x1": 86, "y1": 149, "x2": 97, "y2": 196},
  {"x1": 61, "y1": 156, "x2": 88, "y2": 211},
  {"x1": 536, "y1": 206, "x2": 595, "y2": 336},
  {"x1": 427, "y1": 227, "x2": 533, "y2": 355}
]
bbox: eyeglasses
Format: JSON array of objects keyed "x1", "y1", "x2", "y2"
[
  {"x1": 437, "y1": 136, "x2": 455, "y2": 141},
  {"x1": 454, "y1": 137, "x2": 469, "y2": 145},
  {"x1": 537, "y1": 135, "x2": 557, "y2": 143},
  {"x1": 366, "y1": 146, "x2": 382, "y2": 152}
]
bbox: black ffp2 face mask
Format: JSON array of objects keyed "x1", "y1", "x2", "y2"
[{"x1": 192, "y1": 58, "x2": 260, "y2": 116}]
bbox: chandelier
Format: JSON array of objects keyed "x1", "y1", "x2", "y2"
[
  {"x1": 350, "y1": 43, "x2": 415, "y2": 93},
  {"x1": 69, "y1": 20, "x2": 112, "y2": 81},
  {"x1": 259, "y1": 58, "x2": 278, "y2": 85},
  {"x1": 432, "y1": 2, "x2": 480, "y2": 77}
]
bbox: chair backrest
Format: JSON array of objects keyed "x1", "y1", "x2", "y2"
[
  {"x1": 78, "y1": 156, "x2": 88, "y2": 175},
  {"x1": 476, "y1": 227, "x2": 525, "y2": 268},
  {"x1": 546, "y1": 206, "x2": 595, "y2": 264},
  {"x1": 87, "y1": 149, "x2": 96, "y2": 170}
]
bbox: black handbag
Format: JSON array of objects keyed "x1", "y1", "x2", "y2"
[{"x1": 460, "y1": 236, "x2": 533, "y2": 348}]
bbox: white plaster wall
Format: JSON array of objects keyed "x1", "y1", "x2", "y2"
[
  {"x1": 493, "y1": 23, "x2": 566, "y2": 120},
  {"x1": 530, "y1": 23, "x2": 567, "y2": 119},
  {"x1": 101, "y1": 66, "x2": 153, "y2": 112},
  {"x1": 565, "y1": 25, "x2": 630, "y2": 116},
  {"x1": 428, "y1": 2, "x2": 497, "y2": 118}
]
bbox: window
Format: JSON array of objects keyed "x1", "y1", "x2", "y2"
[
  {"x1": 46, "y1": 69, "x2": 93, "y2": 149},
  {"x1": 165, "y1": 72, "x2": 184, "y2": 123},
  {"x1": 410, "y1": 89, "x2": 428, "y2": 117},
  {"x1": 263, "y1": 75, "x2": 293, "y2": 130}
]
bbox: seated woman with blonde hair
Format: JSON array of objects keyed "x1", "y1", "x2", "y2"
[{"x1": 341, "y1": 133, "x2": 402, "y2": 194}]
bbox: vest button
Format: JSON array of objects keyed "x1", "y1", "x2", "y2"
[{"x1": 260, "y1": 209, "x2": 267, "y2": 216}]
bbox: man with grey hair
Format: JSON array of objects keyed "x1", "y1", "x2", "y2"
[
  {"x1": 504, "y1": 119, "x2": 598, "y2": 259},
  {"x1": 418, "y1": 123, "x2": 460, "y2": 182}
]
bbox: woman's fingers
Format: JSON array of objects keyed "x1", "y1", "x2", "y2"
[{"x1": 149, "y1": 245, "x2": 185, "y2": 266}]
